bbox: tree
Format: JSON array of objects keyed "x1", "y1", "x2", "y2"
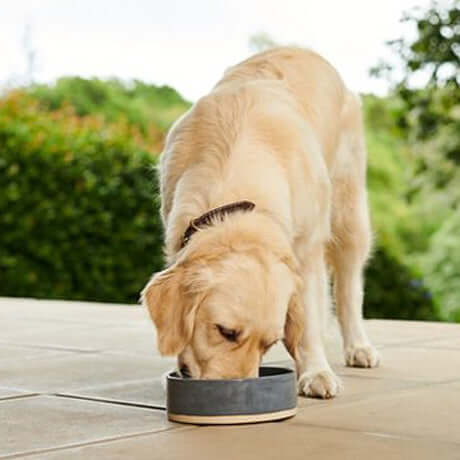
[
  {"x1": 371, "y1": 1, "x2": 460, "y2": 321},
  {"x1": 372, "y1": 1, "x2": 460, "y2": 162}
]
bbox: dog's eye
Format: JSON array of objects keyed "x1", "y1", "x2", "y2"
[{"x1": 216, "y1": 324, "x2": 239, "y2": 342}]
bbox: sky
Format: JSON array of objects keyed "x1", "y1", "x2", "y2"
[{"x1": 1, "y1": 0, "x2": 435, "y2": 102}]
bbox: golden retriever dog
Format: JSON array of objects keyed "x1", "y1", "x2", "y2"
[{"x1": 141, "y1": 47, "x2": 380, "y2": 398}]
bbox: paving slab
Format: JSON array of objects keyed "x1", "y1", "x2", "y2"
[
  {"x1": 365, "y1": 319, "x2": 460, "y2": 346},
  {"x1": 420, "y1": 335, "x2": 460, "y2": 350},
  {"x1": 0, "y1": 297, "x2": 148, "y2": 326},
  {"x1": 445, "y1": 381, "x2": 460, "y2": 391},
  {"x1": 0, "y1": 321, "x2": 158, "y2": 355},
  {"x1": 29, "y1": 418, "x2": 458, "y2": 460},
  {"x1": 0, "y1": 344, "x2": 70, "y2": 362},
  {"x1": 0, "y1": 297, "x2": 159, "y2": 356},
  {"x1": 0, "y1": 351, "x2": 174, "y2": 393},
  {"x1": 62, "y1": 377, "x2": 167, "y2": 408},
  {"x1": 294, "y1": 382, "x2": 460, "y2": 444},
  {"x1": 2, "y1": 298, "x2": 460, "y2": 460},
  {"x1": 341, "y1": 346, "x2": 460, "y2": 382},
  {"x1": 0, "y1": 395, "x2": 175, "y2": 458},
  {"x1": 297, "y1": 375, "x2": 424, "y2": 409}
]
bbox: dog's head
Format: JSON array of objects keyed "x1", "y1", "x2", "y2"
[{"x1": 141, "y1": 230, "x2": 303, "y2": 379}]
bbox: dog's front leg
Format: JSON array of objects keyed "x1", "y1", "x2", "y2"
[{"x1": 296, "y1": 247, "x2": 342, "y2": 399}]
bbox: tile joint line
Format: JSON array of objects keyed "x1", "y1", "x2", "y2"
[{"x1": 51, "y1": 392, "x2": 167, "y2": 411}]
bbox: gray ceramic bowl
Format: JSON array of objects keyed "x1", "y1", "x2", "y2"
[{"x1": 167, "y1": 366, "x2": 297, "y2": 425}]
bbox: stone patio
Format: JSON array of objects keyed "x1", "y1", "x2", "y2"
[{"x1": 1, "y1": 297, "x2": 460, "y2": 459}]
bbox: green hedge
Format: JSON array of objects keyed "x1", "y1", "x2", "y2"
[
  {"x1": 0, "y1": 91, "x2": 164, "y2": 303},
  {"x1": 27, "y1": 77, "x2": 190, "y2": 133},
  {"x1": 364, "y1": 248, "x2": 437, "y2": 321}
]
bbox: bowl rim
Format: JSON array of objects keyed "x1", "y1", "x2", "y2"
[{"x1": 167, "y1": 365, "x2": 295, "y2": 383}]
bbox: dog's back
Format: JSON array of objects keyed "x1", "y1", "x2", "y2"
[
  {"x1": 160, "y1": 47, "x2": 365, "y2": 265},
  {"x1": 215, "y1": 47, "x2": 347, "y2": 161}
]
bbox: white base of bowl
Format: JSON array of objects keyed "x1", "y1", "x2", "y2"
[{"x1": 167, "y1": 407, "x2": 297, "y2": 425}]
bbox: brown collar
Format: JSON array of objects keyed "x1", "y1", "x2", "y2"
[{"x1": 181, "y1": 200, "x2": 256, "y2": 248}]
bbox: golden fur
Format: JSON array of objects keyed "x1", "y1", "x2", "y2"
[{"x1": 142, "y1": 47, "x2": 379, "y2": 397}]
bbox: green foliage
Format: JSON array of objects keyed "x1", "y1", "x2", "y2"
[
  {"x1": 416, "y1": 212, "x2": 460, "y2": 322},
  {"x1": 397, "y1": 0, "x2": 459, "y2": 82},
  {"x1": 364, "y1": 248, "x2": 436, "y2": 321},
  {"x1": 377, "y1": 1, "x2": 460, "y2": 162},
  {"x1": 368, "y1": 0, "x2": 460, "y2": 322},
  {"x1": 28, "y1": 77, "x2": 191, "y2": 134},
  {"x1": 362, "y1": 95, "x2": 440, "y2": 321},
  {"x1": 0, "y1": 91, "x2": 164, "y2": 303},
  {"x1": 365, "y1": 99, "x2": 413, "y2": 255}
]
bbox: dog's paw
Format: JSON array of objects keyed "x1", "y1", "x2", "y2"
[
  {"x1": 345, "y1": 345, "x2": 380, "y2": 368},
  {"x1": 298, "y1": 369, "x2": 343, "y2": 399}
]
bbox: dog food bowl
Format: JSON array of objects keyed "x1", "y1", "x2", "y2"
[{"x1": 166, "y1": 366, "x2": 297, "y2": 425}]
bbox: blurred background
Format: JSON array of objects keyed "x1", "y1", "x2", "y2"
[{"x1": 1, "y1": 0, "x2": 459, "y2": 322}]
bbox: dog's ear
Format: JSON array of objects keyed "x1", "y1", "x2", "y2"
[
  {"x1": 284, "y1": 290, "x2": 304, "y2": 362},
  {"x1": 280, "y1": 256, "x2": 304, "y2": 362},
  {"x1": 141, "y1": 263, "x2": 200, "y2": 356}
]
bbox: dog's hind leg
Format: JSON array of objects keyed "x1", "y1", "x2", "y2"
[{"x1": 328, "y1": 92, "x2": 379, "y2": 368}]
